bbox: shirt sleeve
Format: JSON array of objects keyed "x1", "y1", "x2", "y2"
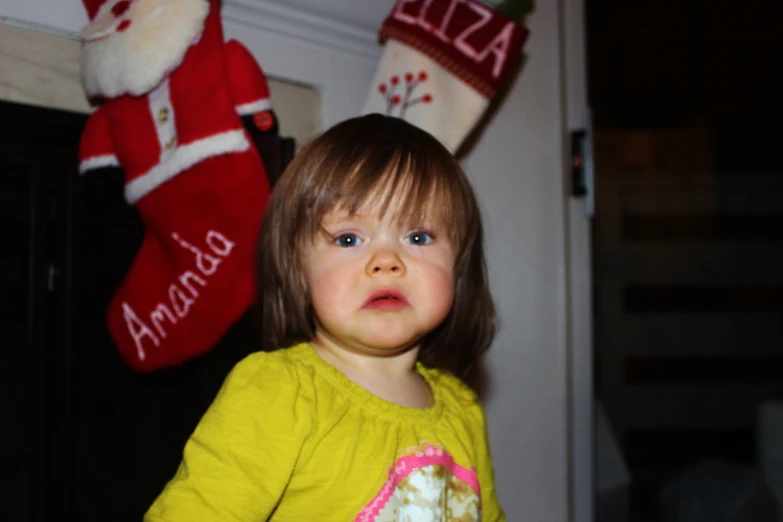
[
  {"x1": 78, "y1": 107, "x2": 120, "y2": 174},
  {"x1": 223, "y1": 39, "x2": 272, "y2": 116},
  {"x1": 473, "y1": 401, "x2": 506, "y2": 522},
  {"x1": 144, "y1": 352, "x2": 312, "y2": 522}
]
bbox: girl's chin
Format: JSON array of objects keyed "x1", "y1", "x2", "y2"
[
  {"x1": 314, "y1": 334, "x2": 421, "y2": 357},
  {"x1": 349, "y1": 336, "x2": 422, "y2": 356}
]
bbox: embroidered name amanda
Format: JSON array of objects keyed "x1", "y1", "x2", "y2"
[{"x1": 121, "y1": 230, "x2": 236, "y2": 362}]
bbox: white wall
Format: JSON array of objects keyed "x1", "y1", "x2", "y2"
[
  {"x1": 1, "y1": 1, "x2": 579, "y2": 520},
  {"x1": 218, "y1": 0, "x2": 392, "y2": 130},
  {"x1": 0, "y1": 0, "x2": 88, "y2": 37},
  {"x1": 461, "y1": 2, "x2": 570, "y2": 519}
]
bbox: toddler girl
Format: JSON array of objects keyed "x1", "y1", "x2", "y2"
[{"x1": 145, "y1": 114, "x2": 504, "y2": 521}]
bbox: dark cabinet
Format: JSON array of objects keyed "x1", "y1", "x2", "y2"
[
  {"x1": 0, "y1": 100, "x2": 293, "y2": 522},
  {"x1": 1, "y1": 150, "x2": 49, "y2": 522},
  {"x1": 1, "y1": 103, "x2": 82, "y2": 522}
]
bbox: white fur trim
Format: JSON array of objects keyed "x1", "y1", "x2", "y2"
[
  {"x1": 235, "y1": 98, "x2": 272, "y2": 115},
  {"x1": 80, "y1": 154, "x2": 121, "y2": 174},
  {"x1": 124, "y1": 129, "x2": 250, "y2": 204}
]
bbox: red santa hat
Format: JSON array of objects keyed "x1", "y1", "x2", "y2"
[
  {"x1": 83, "y1": 0, "x2": 137, "y2": 21},
  {"x1": 82, "y1": 0, "x2": 108, "y2": 20}
]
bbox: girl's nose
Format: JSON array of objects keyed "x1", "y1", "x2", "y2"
[{"x1": 367, "y1": 250, "x2": 406, "y2": 276}]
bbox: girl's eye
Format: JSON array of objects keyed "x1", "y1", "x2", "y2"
[
  {"x1": 405, "y1": 231, "x2": 433, "y2": 246},
  {"x1": 334, "y1": 233, "x2": 362, "y2": 247}
]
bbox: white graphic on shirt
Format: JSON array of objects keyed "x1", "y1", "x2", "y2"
[{"x1": 356, "y1": 445, "x2": 481, "y2": 522}]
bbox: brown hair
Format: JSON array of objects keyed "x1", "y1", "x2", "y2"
[{"x1": 258, "y1": 113, "x2": 496, "y2": 387}]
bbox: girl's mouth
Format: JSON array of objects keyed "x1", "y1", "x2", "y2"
[{"x1": 362, "y1": 290, "x2": 409, "y2": 310}]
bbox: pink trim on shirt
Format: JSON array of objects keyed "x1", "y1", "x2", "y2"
[{"x1": 355, "y1": 445, "x2": 480, "y2": 521}]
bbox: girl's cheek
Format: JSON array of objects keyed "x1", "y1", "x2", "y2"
[
  {"x1": 319, "y1": 244, "x2": 366, "y2": 265},
  {"x1": 406, "y1": 243, "x2": 453, "y2": 263}
]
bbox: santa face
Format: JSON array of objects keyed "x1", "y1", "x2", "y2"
[{"x1": 80, "y1": 0, "x2": 210, "y2": 98}]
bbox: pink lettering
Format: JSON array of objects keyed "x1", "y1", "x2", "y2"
[
  {"x1": 392, "y1": 0, "x2": 420, "y2": 25},
  {"x1": 171, "y1": 231, "x2": 221, "y2": 275},
  {"x1": 150, "y1": 303, "x2": 177, "y2": 338},
  {"x1": 123, "y1": 229, "x2": 236, "y2": 362},
  {"x1": 168, "y1": 284, "x2": 195, "y2": 318},
  {"x1": 475, "y1": 20, "x2": 515, "y2": 78},
  {"x1": 452, "y1": 1, "x2": 492, "y2": 59},
  {"x1": 415, "y1": 0, "x2": 436, "y2": 32},
  {"x1": 206, "y1": 230, "x2": 235, "y2": 257},
  {"x1": 179, "y1": 270, "x2": 206, "y2": 298},
  {"x1": 122, "y1": 301, "x2": 159, "y2": 361},
  {"x1": 434, "y1": 0, "x2": 464, "y2": 43},
  {"x1": 386, "y1": 0, "x2": 520, "y2": 83}
]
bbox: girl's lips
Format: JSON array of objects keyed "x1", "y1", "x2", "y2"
[{"x1": 362, "y1": 289, "x2": 409, "y2": 310}]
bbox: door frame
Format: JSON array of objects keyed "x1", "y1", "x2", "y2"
[{"x1": 561, "y1": 0, "x2": 595, "y2": 520}]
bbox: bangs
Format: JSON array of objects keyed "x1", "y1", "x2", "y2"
[{"x1": 301, "y1": 143, "x2": 471, "y2": 246}]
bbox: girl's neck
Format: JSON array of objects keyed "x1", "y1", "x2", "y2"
[
  {"x1": 310, "y1": 337, "x2": 434, "y2": 409},
  {"x1": 310, "y1": 333, "x2": 420, "y2": 376}
]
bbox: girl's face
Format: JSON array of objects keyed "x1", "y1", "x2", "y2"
[{"x1": 300, "y1": 193, "x2": 455, "y2": 358}]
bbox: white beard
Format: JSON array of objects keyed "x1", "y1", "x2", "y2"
[{"x1": 80, "y1": 0, "x2": 210, "y2": 98}]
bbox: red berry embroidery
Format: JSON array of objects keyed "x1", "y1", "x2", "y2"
[{"x1": 378, "y1": 70, "x2": 434, "y2": 118}]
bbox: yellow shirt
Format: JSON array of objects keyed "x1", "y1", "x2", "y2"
[{"x1": 145, "y1": 343, "x2": 505, "y2": 521}]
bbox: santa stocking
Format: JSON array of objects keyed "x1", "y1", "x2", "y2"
[
  {"x1": 78, "y1": 0, "x2": 274, "y2": 371},
  {"x1": 362, "y1": 0, "x2": 529, "y2": 154},
  {"x1": 105, "y1": 151, "x2": 268, "y2": 371}
]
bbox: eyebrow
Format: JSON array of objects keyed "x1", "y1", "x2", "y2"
[
  {"x1": 323, "y1": 208, "x2": 443, "y2": 226},
  {"x1": 319, "y1": 212, "x2": 361, "y2": 227}
]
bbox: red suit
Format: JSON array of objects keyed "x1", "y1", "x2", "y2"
[{"x1": 79, "y1": 0, "x2": 273, "y2": 371}]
